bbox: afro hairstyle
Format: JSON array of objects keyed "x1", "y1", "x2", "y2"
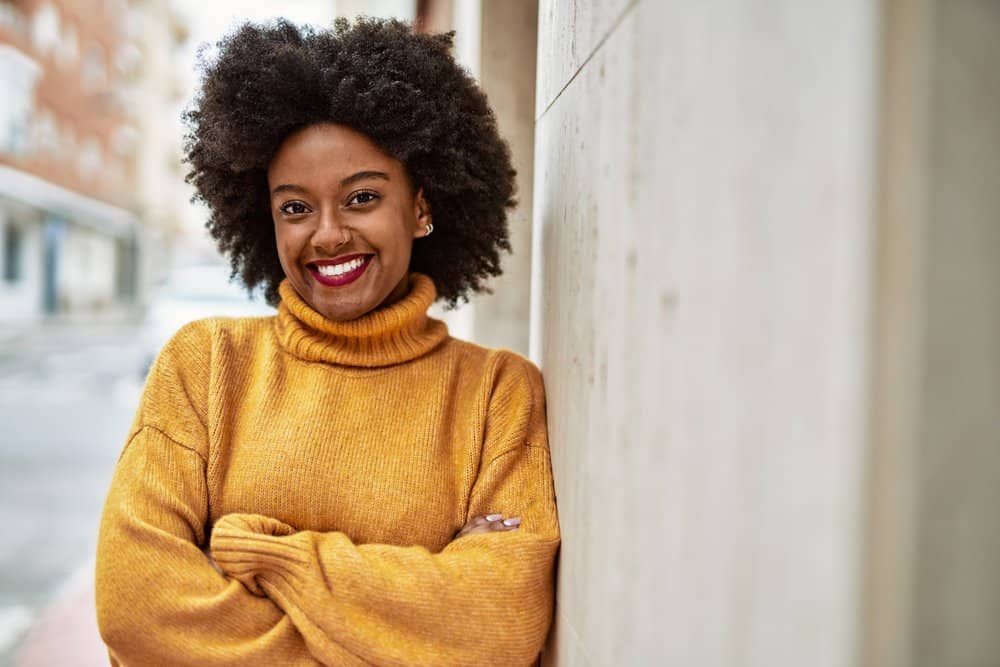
[{"x1": 182, "y1": 17, "x2": 517, "y2": 308}]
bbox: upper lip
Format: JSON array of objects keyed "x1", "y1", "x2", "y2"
[{"x1": 308, "y1": 253, "x2": 373, "y2": 268}]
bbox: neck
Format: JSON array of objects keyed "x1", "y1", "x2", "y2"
[{"x1": 274, "y1": 272, "x2": 449, "y2": 367}]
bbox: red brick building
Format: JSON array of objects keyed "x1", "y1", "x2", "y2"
[{"x1": 0, "y1": 0, "x2": 140, "y2": 319}]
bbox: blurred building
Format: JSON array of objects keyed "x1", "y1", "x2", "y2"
[
  {"x1": 0, "y1": 0, "x2": 187, "y2": 324},
  {"x1": 334, "y1": 0, "x2": 412, "y2": 20},
  {"x1": 121, "y1": 0, "x2": 190, "y2": 297},
  {"x1": 415, "y1": 0, "x2": 537, "y2": 353}
]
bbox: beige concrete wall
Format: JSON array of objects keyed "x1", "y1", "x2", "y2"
[
  {"x1": 913, "y1": 1, "x2": 1000, "y2": 664},
  {"x1": 864, "y1": 2, "x2": 1000, "y2": 666},
  {"x1": 532, "y1": 1, "x2": 879, "y2": 664},
  {"x1": 861, "y1": 1, "x2": 931, "y2": 664}
]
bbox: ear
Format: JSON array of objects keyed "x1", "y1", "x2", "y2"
[{"x1": 413, "y1": 187, "x2": 432, "y2": 238}]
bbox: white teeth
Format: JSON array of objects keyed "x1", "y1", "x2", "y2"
[{"x1": 317, "y1": 257, "x2": 366, "y2": 276}]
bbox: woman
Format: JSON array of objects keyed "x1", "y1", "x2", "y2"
[{"x1": 95, "y1": 17, "x2": 560, "y2": 667}]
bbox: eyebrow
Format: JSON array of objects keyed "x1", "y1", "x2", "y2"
[
  {"x1": 270, "y1": 171, "x2": 391, "y2": 197},
  {"x1": 340, "y1": 170, "x2": 390, "y2": 188}
]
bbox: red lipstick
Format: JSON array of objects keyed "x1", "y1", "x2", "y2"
[{"x1": 307, "y1": 254, "x2": 373, "y2": 287}]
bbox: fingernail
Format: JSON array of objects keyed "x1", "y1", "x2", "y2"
[
  {"x1": 486, "y1": 514, "x2": 503, "y2": 521},
  {"x1": 503, "y1": 517, "x2": 521, "y2": 527}
]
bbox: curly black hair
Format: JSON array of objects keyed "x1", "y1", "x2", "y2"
[{"x1": 182, "y1": 17, "x2": 516, "y2": 308}]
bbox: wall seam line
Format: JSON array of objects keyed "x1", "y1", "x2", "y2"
[{"x1": 535, "y1": 0, "x2": 640, "y2": 122}]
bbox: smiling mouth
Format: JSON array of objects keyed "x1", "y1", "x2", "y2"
[{"x1": 307, "y1": 254, "x2": 374, "y2": 287}]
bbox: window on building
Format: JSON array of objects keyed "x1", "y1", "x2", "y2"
[
  {"x1": 116, "y1": 42, "x2": 141, "y2": 77},
  {"x1": 3, "y1": 225, "x2": 24, "y2": 283},
  {"x1": 77, "y1": 136, "x2": 103, "y2": 177},
  {"x1": 0, "y1": 44, "x2": 42, "y2": 156},
  {"x1": 0, "y1": 3, "x2": 29, "y2": 35},
  {"x1": 62, "y1": 124, "x2": 77, "y2": 159},
  {"x1": 57, "y1": 22, "x2": 80, "y2": 67},
  {"x1": 82, "y1": 43, "x2": 108, "y2": 92},
  {"x1": 113, "y1": 125, "x2": 137, "y2": 156},
  {"x1": 29, "y1": 107, "x2": 59, "y2": 156},
  {"x1": 31, "y1": 3, "x2": 60, "y2": 56}
]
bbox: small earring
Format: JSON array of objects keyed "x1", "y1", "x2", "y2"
[{"x1": 424, "y1": 223, "x2": 434, "y2": 237}]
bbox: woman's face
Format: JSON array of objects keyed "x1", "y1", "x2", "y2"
[{"x1": 268, "y1": 123, "x2": 431, "y2": 321}]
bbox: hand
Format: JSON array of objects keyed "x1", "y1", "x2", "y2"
[{"x1": 455, "y1": 513, "x2": 522, "y2": 538}]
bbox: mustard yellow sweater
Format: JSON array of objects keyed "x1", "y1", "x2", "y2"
[{"x1": 95, "y1": 272, "x2": 560, "y2": 666}]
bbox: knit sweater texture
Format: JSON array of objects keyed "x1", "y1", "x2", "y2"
[{"x1": 95, "y1": 272, "x2": 560, "y2": 666}]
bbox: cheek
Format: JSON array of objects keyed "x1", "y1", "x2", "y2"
[
  {"x1": 273, "y1": 225, "x2": 301, "y2": 270},
  {"x1": 385, "y1": 205, "x2": 419, "y2": 250},
  {"x1": 362, "y1": 211, "x2": 409, "y2": 255},
  {"x1": 380, "y1": 224, "x2": 416, "y2": 262}
]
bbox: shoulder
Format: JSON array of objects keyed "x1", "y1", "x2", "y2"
[
  {"x1": 489, "y1": 348, "x2": 544, "y2": 396},
  {"x1": 440, "y1": 336, "x2": 544, "y2": 389},
  {"x1": 439, "y1": 338, "x2": 547, "y2": 427},
  {"x1": 453, "y1": 343, "x2": 549, "y2": 454},
  {"x1": 165, "y1": 314, "x2": 276, "y2": 344},
  {"x1": 138, "y1": 316, "x2": 275, "y2": 447},
  {"x1": 158, "y1": 315, "x2": 275, "y2": 365}
]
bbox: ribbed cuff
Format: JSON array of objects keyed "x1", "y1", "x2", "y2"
[{"x1": 210, "y1": 513, "x2": 309, "y2": 597}]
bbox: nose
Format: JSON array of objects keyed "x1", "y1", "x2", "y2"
[{"x1": 310, "y1": 209, "x2": 351, "y2": 255}]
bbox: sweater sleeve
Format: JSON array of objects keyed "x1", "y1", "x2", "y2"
[
  {"x1": 209, "y1": 354, "x2": 561, "y2": 667},
  {"x1": 95, "y1": 321, "x2": 335, "y2": 666}
]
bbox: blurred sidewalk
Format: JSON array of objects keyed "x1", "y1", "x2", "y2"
[
  {"x1": 14, "y1": 564, "x2": 106, "y2": 667},
  {"x1": 0, "y1": 321, "x2": 142, "y2": 666}
]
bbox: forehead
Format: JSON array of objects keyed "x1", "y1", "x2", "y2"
[{"x1": 267, "y1": 123, "x2": 402, "y2": 184}]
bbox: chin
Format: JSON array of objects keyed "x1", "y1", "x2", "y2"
[{"x1": 315, "y1": 296, "x2": 372, "y2": 322}]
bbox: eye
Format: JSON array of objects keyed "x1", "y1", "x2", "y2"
[
  {"x1": 278, "y1": 201, "x2": 311, "y2": 216},
  {"x1": 346, "y1": 190, "x2": 380, "y2": 207}
]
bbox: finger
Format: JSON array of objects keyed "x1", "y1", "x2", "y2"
[
  {"x1": 466, "y1": 514, "x2": 501, "y2": 528},
  {"x1": 488, "y1": 516, "x2": 521, "y2": 531},
  {"x1": 456, "y1": 514, "x2": 517, "y2": 538},
  {"x1": 457, "y1": 515, "x2": 495, "y2": 538}
]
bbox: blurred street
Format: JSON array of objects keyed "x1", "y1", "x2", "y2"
[{"x1": 0, "y1": 321, "x2": 145, "y2": 665}]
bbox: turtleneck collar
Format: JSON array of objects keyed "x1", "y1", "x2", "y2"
[{"x1": 274, "y1": 272, "x2": 449, "y2": 368}]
